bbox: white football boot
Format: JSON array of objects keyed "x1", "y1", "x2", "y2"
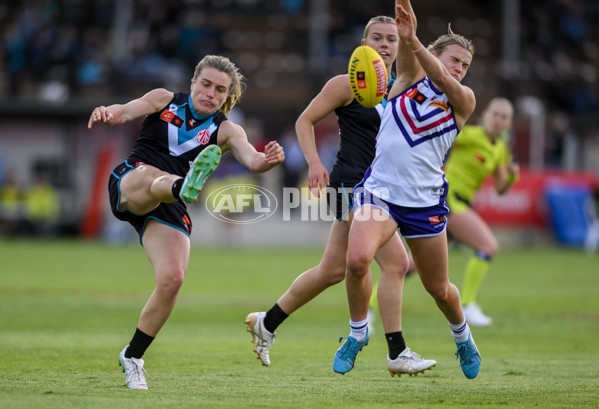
[
  {"x1": 387, "y1": 347, "x2": 437, "y2": 377},
  {"x1": 118, "y1": 346, "x2": 148, "y2": 389},
  {"x1": 245, "y1": 312, "x2": 275, "y2": 366}
]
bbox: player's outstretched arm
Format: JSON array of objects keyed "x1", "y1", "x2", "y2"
[
  {"x1": 219, "y1": 121, "x2": 285, "y2": 173},
  {"x1": 295, "y1": 75, "x2": 351, "y2": 196},
  {"x1": 88, "y1": 88, "x2": 173, "y2": 129}
]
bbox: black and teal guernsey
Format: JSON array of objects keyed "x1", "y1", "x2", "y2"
[
  {"x1": 330, "y1": 77, "x2": 395, "y2": 187},
  {"x1": 127, "y1": 92, "x2": 227, "y2": 177}
]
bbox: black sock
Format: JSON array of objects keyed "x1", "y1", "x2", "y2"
[
  {"x1": 386, "y1": 331, "x2": 406, "y2": 360},
  {"x1": 263, "y1": 303, "x2": 289, "y2": 334},
  {"x1": 125, "y1": 328, "x2": 155, "y2": 359},
  {"x1": 171, "y1": 177, "x2": 184, "y2": 199}
]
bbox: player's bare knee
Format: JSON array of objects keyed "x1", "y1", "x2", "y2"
[
  {"x1": 156, "y1": 269, "x2": 185, "y2": 298},
  {"x1": 327, "y1": 265, "x2": 347, "y2": 285},
  {"x1": 380, "y1": 260, "x2": 409, "y2": 279},
  {"x1": 346, "y1": 254, "x2": 370, "y2": 279},
  {"x1": 318, "y1": 258, "x2": 347, "y2": 284},
  {"x1": 423, "y1": 282, "x2": 449, "y2": 302}
]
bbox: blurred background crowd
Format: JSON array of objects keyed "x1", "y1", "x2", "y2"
[{"x1": 0, "y1": 0, "x2": 598, "y2": 244}]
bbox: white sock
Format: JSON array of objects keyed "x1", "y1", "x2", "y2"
[
  {"x1": 349, "y1": 318, "x2": 368, "y2": 341},
  {"x1": 449, "y1": 319, "x2": 471, "y2": 344}
]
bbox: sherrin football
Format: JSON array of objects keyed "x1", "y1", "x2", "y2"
[{"x1": 348, "y1": 45, "x2": 388, "y2": 108}]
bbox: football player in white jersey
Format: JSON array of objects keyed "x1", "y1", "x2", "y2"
[
  {"x1": 334, "y1": 0, "x2": 481, "y2": 380},
  {"x1": 246, "y1": 16, "x2": 436, "y2": 378}
]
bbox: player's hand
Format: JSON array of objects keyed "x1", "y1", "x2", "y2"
[
  {"x1": 88, "y1": 106, "x2": 113, "y2": 129},
  {"x1": 264, "y1": 140, "x2": 285, "y2": 165},
  {"x1": 308, "y1": 162, "x2": 329, "y2": 198},
  {"x1": 395, "y1": 4, "x2": 415, "y2": 41}
]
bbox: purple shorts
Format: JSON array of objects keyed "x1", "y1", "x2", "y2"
[{"x1": 353, "y1": 187, "x2": 448, "y2": 238}]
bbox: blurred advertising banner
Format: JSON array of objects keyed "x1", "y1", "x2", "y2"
[{"x1": 472, "y1": 168, "x2": 598, "y2": 227}]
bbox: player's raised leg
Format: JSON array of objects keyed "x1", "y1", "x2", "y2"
[{"x1": 180, "y1": 144, "x2": 221, "y2": 203}]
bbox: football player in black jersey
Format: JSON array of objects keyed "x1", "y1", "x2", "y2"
[{"x1": 89, "y1": 55, "x2": 284, "y2": 389}]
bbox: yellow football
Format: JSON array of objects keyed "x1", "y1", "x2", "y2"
[{"x1": 348, "y1": 45, "x2": 388, "y2": 108}]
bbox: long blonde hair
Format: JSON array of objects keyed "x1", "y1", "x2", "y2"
[{"x1": 192, "y1": 55, "x2": 246, "y2": 115}]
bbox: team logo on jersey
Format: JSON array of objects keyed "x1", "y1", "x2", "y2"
[
  {"x1": 430, "y1": 100, "x2": 449, "y2": 112},
  {"x1": 160, "y1": 110, "x2": 183, "y2": 128},
  {"x1": 406, "y1": 88, "x2": 426, "y2": 104},
  {"x1": 160, "y1": 110, "x2": 174, "y2": 121},
  {"x1": 196, "y1": 129, "x2": 211, "y2": 145},
  {"x1": 431, "y1": 187, "x2": 445, "y2": 196}
]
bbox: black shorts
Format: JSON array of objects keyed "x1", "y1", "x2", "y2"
[
  {"x1": 108, "y1": 161, "x2": 193, "y2": 243},
  {"x1": 325, "y1": 181, "x2": 355, "y2": 221}
]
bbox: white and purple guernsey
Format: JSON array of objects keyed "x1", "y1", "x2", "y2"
[{"x1": 364, "y1": 76, "x2": 459, "y2": 207}]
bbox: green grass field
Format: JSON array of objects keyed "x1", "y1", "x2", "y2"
[{"x1": 1, "y1": 239, "x2": 598, "y2": 408}]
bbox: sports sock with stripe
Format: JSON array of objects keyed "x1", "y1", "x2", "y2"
[
  {"x1": 449, "y1": 319, "x2": 471, "y2": 344},
  {"x1": 349, "y1": 318, "x2": 368, "y2": 341}
]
